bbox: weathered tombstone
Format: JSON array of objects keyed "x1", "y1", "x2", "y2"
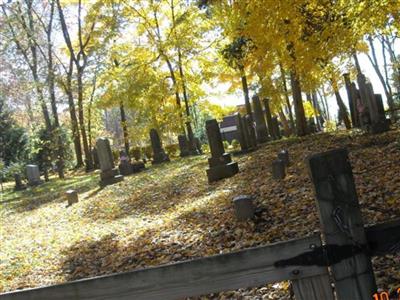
[
  {"x1": 277, "y1": 150, "x2": 289, "y2": 167},
  {"x1": 307, "y1": 148, "x2": 376, "y2": 300},
  {"x1": 178, "y1": 134, "x2": 190, "y2": 157},
  {"x1": 244, "y1": 115, "x2": 257, "y2": 149},
  {"x1": 272, "y1": 159, "x2": 285, "y2": 180},
  {"x1": 96, "y1": 137, "x2": 123, "y2": 186},
  {"x1": 206, "y1": 119, "x2": 239, "y2": 183},
  {"x1": 118, "y1": 150, "x2": 133, "y2": 176},
  {"x1": 369, "y1": 93, "x2": 390, "y2": 134},
  {"x1": 343, "y1": 74, "x2": 358, "y2": 127},
  {"x1": 263, "y1": 98, "x2": 276, "y2": 140},
  {"x1": 26, "y1": 164, "x2": 42, "y2": 186},
  {"x1": 150, "y1": 129, "x2": 170, "y2": 164},
  {"x1": 271, "y1": 117, "x2": 282, "y2": 139},
  {"x1": 92, "y1": 147, "x2": 100, "y2": 169},
  {"x1": 66, "y1": 189, "x2": 78, "y2": 206},
  {"x1": 194, "y1": 137, "x2": 203, "y2": 154},
  {"x1": 234, "y1": 113, "x2": 249, "y2": 152},
  {"x1": 232, "y1": 195, "x2": 255, "y2": 221},
  {"x1": 252, "y1": 95, "x2": 269, "y2": 143},
  {"x1": 14, "y1": 174, "x2": 26, "y2": 191}
]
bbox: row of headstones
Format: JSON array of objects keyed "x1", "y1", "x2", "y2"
[
  {"x1": 234, "y1": 96, "x2": 284, "y2": 154},
  {"x1": 344, "y1": 73, "x2": 389, "y2": 133}
]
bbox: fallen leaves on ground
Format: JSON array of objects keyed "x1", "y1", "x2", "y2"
[{"x1": 0, "y1": 127, "x2": 399, "y2": 299}]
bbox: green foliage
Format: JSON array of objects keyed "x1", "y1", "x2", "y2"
[
  {"x1": 0, "y1": 98, "x2": 28, "y2": 166},
  {"x1": 165, "y1": 144, "x2": 179, "y2": 158},
  {"x1": 129, "y1": 147, "x2": 142, "y2": 161},
  {"x1": 5, "y1": 161, "x2": 25, "y2": 180},
  {"x1": 143, "y1": 146, "x2": 153, "y2": 159},
  {"x1": 223, "y1": 140, "x2": 230, "y2": 150},
  {"x1": 231, "y1": 139, "x2": 240, "y2": 150},
  {"x1": 324, "y1": 120, "x2": 337, "y2": 133},
  {"x1": 201, "y1": 143, "x2": 210, "y2": 154}
]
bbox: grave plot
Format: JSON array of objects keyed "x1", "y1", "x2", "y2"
[{"x1": 1, "y1": 128, "x2": 399, "y2": 299}]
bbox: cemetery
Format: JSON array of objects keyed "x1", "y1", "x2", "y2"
[{"x1": 0, "y1": 1, "x2": 399, "y2": 299}]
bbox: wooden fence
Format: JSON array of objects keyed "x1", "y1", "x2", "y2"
[{"x1": 1, "y1": 149, "x2": 399, "y2": 300}]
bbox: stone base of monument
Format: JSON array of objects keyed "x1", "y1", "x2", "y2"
[
  {"x1": 206, "y1": 153, "x2": 238, "y2": 183},
  {"x1": 207, "y1": 161, "x2": 239, "y2": 183},
  {"x1": 152, "y1": 152, "x2": 170, "y2": 164},
  {"x1": 100, "y1": 168, "x2": 124, "y2": 186},
  {"x1": 119, "y1": 162, "x2": 133, "y2": 176},
  {"x1": 132, "y1": 161, "x2": 145, "y2": 172},
  {"x1": 28, "y1": 180, "x2": 43, "y2": 187},
  {"x1": 369, "y1": 119, "x2": 390, "y2": 134}
]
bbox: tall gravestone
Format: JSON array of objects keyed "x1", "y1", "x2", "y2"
[
  {"x1": 118, "y1": 149, "x2": 133, "y2": 176},
  {"x1": 26, "y1": 165, "x2": 42, "y2": 186},
  {"x1": 92, "y1": 147, "x2": 100, "y2": 169},
  {"x1": 244, "y1": 115, "x2": 257, "y2": 149},
  {"x1": 271, "y1": 117, "x2": 282, "y2": 139},
  {"x1": 263, "y1": 98, "x2": 276, "y2": 140},
  {"x1": 206, "y1": 119, "x2": 239, "y2": 183},
  {"x1": 150, "y1": 129, "x2": 170, "y2": 164},
  {"x1": 343, "y1": 74, "x2": 358, "y2": 127},
  {"x1": 178, "y1": 135, "x2": 190, "y2": 157},
  {"x1": 234, "y1": 113, "x2": 249, "y2": 152},
  {"x1": 96, "y1": 137, "x2": 123, "y2": 186},
  {"x1": 252, "y1": 95, "x2": 269, "y2": 143},
  {"x1": 14, "y1": 174, "x2": 26, "y2": 191}
]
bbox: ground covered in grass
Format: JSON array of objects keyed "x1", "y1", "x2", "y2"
[{"x1": 1, "y1": 128, "x2": 399, "y2": 298}]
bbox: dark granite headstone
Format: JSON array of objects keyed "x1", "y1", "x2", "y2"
[
  {"x1": 232, "y1": 195, "x2": 255, "y2": 221},
  {"x1": 118, "y1": 150, "x2": 133, "y2": 176},
  {"x1": 150, "y1": 129, "x2": 170, "y2": 164},
  {"x1": 66, "y1": 189, "x2": 78, "y2": 206},
  {"x1": 206, "y1": 119, "x2": 239, "y2": 183},
  {"x1": 178, "y1": 134, "x2": 190, "y2": 157},
  {"x1": 92, "y1": 147, "x2": 100, "y2": 169},
  {"x1": 252, "y1": 95, "x2": 269, "y2": 143},
  {"x1": 277, "y1": 150, "x2": 289, "y2": 167},
  {"x1": 271, "y1": 117, "x2": 282, "y2": 139},
  {"x1": 272, "y1": 159, "x2": 285, "y2": 180},
  {"x1": 26, "y1": 165, "x2": 43, "y2": 186},
  {"x1": 96, "y1": 137, "x2": 123, "y2": 186},
  {"x1": 244, "y1": 115, "x2": 257, "y2": 149},
  {"x1": 234, "y1": 113, "x2": 249, "y2": 152},
  {"x1": 14, "y1": 174, "x2": 26, "y2": 191}
]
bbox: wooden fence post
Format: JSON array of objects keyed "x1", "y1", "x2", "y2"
[{"x1": 307, "y1": 148, "x2": 376, "y2": 300}]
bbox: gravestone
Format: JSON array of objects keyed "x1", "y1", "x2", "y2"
[
  {"x1": 277, "y1": 150, "x2": 289, "y2": 167},
  {"x1": 194, "y1": 137, "x2": 203, "y2": 154},
  {"x1": 252, "y1": 95, "x2": 269, "y2": 143},
  {"x1": 272, "y1": 159, "x2": 285, "y2": 180},
  {"x1": 118, "y1": 150, "x2": 133, "y2": 176},
  {"x1": 96, "y1": 137, "x2": 124, "y2": 186},
  {"x1": 92, "y1": 147, "x2": 100, "y2": 169},
  {"x1": 178, "y1": 135, "x2": 190, "y2": 157},
  {"x1": 206, "y1": 119, "x2": 239, "y2": 183},
  {"x1": 14, "y1": 174, "x2": 26, "y2": 191},
  {"x1": 343, "y1": 74, "x2": 358, "y2": 128},
  {"x1": 263, "y1": 98, "x2": 276, "y2": 140},
  {"x1": 271, "y1": 117, "x2": 282, "y2": 139},
  {"x1": 66, "y1": 189, "x2": 78, "y2": 206},
  {"x1": 244, "y1": 115, "x2": 257, "y2": 149},
  {"x1": 150, "y1": 129, "x2": 170, "y2": 164},
  {"x1": 370, "y1": 93, "x2": 390, "y2": 134},
  {"x1": 26, "y1": 164, "x2": 42, "y2": 186},
  {"x1": 232, "y1": 195, "x2": 255, "y2": 221},
  {"x1": 234, "y1": 113, "x2": 249, "y2": 152}
]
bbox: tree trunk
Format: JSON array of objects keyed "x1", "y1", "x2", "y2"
[
  {"x1": 120, "y1": 101, "x2": 130, "y2": 156},
  {"x1": 77, "y1": 68, "x2": 93, "y2": 171},
  {"x1": 279, "y1": 64, "x2": 295, "y2": 132},
  {"x1": 47, "y1": 0, "x2": 64, "y2": 179},
  {"x1": 367, "y1": 36, "x2": 395, "y2": 122},
  {"x1": 239, "y1": 66, "x2": 252, "y2": 119},
  {"x1": 290, "y1": 71, "x2": 307, "y2": 136}
]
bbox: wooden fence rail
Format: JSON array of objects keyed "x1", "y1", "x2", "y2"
[{"x1": 1, "y1": 220, "x2": 399, "y2": 300}]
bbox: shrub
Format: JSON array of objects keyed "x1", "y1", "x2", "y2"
[
  {"x1": 143, "y1": 146, "x2": 153, "y2": 159},
  {"x1": 165, "y1": 143, "x2": 179, "y2": 158},
  {"x1": 324, "y1": 120, "x2": 337, "y2": 132},
  {"x1": 231, "y1": 139, "x2": 240, "y2": 150},
  {"x1": 201, "y1": 143, "x2": 210, "y2": 154},
  {"x1": 129, "y1": 147, "x2": 141, "y2": 161},
  {"x1": 223, "y1": 140, "x2": 230, "y2": 150}
]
